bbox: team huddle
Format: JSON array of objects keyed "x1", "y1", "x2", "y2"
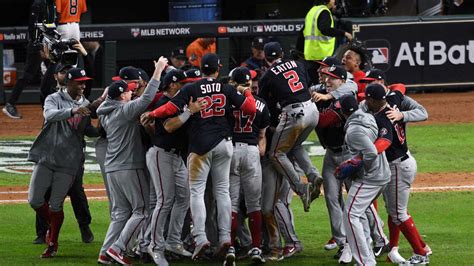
[{"x1": 27, "y1": 40, "x2": 431, "y2": 266}]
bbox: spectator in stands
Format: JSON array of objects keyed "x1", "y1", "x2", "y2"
[
  {"x1": 342, "y1": 48, "x2": 367, "y2": 102},
  {"x1": 170, "y1": 47, "x2": 192, "y2": 71},
  {"x1": 55, "y1": 0, "x2": 88, "y2": 41},
  {"x1": 186, "y1": 38, "x2": 216, "y2": 68},
  {"x1": 2, "y1": 0, "x2": 55, "y2": 119},
  {"x1": 241, "y1": 37, "x2": 268, "y2": 73}
]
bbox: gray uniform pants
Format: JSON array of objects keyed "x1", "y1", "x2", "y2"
[
  {"x1": 100, "y1": 169, "x2": 149, "y2": 255},
  {"x1": 275, "y1": 179, "x2": 301, "y2": 247},
  {"x1": 230, "y1": 143, "x2": 262, "y2": 213},
  {"x1": 322, "y1": 148, "x2": 352, "y2": 246},
  {"x1": 147, "y1": 146, "x2": 190, "y2": 252},
  {"x1": 95, "y1": 137, "x2": 111, "y2": 213},
  {"x1": 383, "y1": 154, "x2": 417, "y2": 225},
  {"x1": 344, "y1": 181, "x2": 385, "y2": 266},
  {"x1": 28, "y1": 164, "x2": 75, "y2": 212},
  {"x1": 270, "y1": 100, "x2": 319, "y2": 195},
  {"x1": 188, "y1": 139, "x2": 233, "y2": 246},
  {"x1": 261, "y1": 157, "x2": 282, "y2": 251}
]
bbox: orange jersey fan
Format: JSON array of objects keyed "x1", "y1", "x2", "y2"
[{"x1": 56, "y1": 0, "x2": 87, "y2": 23}]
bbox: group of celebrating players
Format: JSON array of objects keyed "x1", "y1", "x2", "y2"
[{"x1": 28, "y1": 38, "x2": 432, "y2": 266}]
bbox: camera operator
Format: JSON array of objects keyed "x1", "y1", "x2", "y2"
[
  {"x1": 2, "y1": 0, "x2": 56, "y2": 119},
  {"x1": 40, "y1": 40, "x2": 90, "y2": 103}
]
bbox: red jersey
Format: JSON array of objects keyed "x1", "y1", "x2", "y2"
[{"x1": 352, "y1": 70, "x2": 367, "y2": 102}]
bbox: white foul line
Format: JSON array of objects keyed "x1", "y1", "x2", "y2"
[{"x1": 1, "y1": 185, "x2": 474, "y2": 204}]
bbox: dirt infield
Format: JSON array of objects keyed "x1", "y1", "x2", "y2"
[
  {"x1": 1, "y1": 91, "x2": 473, "y2": 202},
  {"x1": 1, "y1": 91, "x2": 473, "y2": 137}
]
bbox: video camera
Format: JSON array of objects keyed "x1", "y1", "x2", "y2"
[{"x1": 34, "y1": 23, "x2": 79, "y2": 66}]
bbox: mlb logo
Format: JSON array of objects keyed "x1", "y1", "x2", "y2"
[
  {"x1": 131, "y1": 28, "x2": 141, "y2": 38},
  {"x1": 368, "y1": 47, "x2": 389, "y2": 64},
  {"x1": 218, "y1": 26, "x2": 227, "y2": 34},
  {"x1": 253, "y1": 25, "x2": 264, "y2": 33}
]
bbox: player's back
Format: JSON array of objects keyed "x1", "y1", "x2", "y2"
[
  {"x1": 232, "y1": 95, "x2": 270, "y2": 145},
  {"x1": 259, "y1": 59, "x2": 311, "y2": 108},
  {"x1": 173, "y1": 77, "x2": 246, "y2": 155}
]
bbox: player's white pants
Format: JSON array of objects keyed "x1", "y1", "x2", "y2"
[
  {"x1": 322, "y1": 148, "x2": 352, "y2": 246},
  {"x1": 383, "y1": 154, "x2": 417, "y2": 225},
  {"x1": 147, "y1": 146, "x2": 190, "y2": 251},
  {"x1": 270, "y1": 100, "x2": 318, "y2": 196},
  {"x1": 344, "y1": 181, "x2": 385, "y2": 266},
  {"x1": 188, "y1": 139, "x2": 233, "y2": 246},
  {"x1": 57, "y1": 22, "x2": 81, "y2": 41},
  {"x1": 229, "y1": 143, "x2": 262, "y2": 213}
]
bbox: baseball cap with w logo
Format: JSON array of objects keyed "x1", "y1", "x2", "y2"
[{"x1": 65, "y1": 68, "x2": 92, "y2": 82}]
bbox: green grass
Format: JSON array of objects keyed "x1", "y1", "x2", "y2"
[
  {"x1": 309, "y1": 123, "x2": 474, "y2": 174},
  {"x1": 0, "y1": 172, "x2": 105, "y2": 187},
  {"x1": 0, "y1": 191, "x2": 473, "y2": 265}
]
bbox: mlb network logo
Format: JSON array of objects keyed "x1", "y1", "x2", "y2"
[
  {"x1": 253, "y1": 25, "x2": 264, "y2": 33},
  {"x1": 131, "y1": 28, "x2": 141, "y2": 38},
  {"x1": 368, "y1": 47, "x2": 389, "y2": 64}
]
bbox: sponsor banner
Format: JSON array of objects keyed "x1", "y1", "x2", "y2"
[
  {"x1": 353, "y1": 19, "x2": 474, "y2": 88},
  {"x1": 0, "y1": 20, "x2": 305, "y2": 43}
]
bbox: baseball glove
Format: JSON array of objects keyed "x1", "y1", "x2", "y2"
[{"x1": 335, "y1": 156, "x2": 364, "y2": 180}]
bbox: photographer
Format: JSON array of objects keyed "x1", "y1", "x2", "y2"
[
  {"x1": 2, "y1": 0, "x2": 56, "y2": 119},
  {"x1": 40, "y1": 40, "x2": 89, "y2": 103}
]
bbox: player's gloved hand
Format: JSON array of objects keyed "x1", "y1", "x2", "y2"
[{"x1": 335, "y1": 156, "x2": 363, "y2": 180}]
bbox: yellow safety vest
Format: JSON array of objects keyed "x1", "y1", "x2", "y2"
[{"x1": 303, "y1": 5, "x2": 335, "y2": 61}]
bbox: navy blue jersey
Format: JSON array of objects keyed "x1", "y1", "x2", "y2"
[
  {"x1": 258, "y1": 59, "x2": 311, "y2": 108},
  {"x1": 171, "y1": 78, "x2": 248, "y2": 155},
  {"x1": 315, "y1": 100, "x2": 345, "y2": 149},
  {"x1": 232, "y1": 96, "x2": 270, "y2": 145},
  {"x1": 384, "y1": 90, "x2": 408, "y2": 161},
  {"x1": 152, "y1": 95, "x2": 188, "y2": 153},
  {"x1": 374, "y1": 89, "x2": 408, "y2": 162}
]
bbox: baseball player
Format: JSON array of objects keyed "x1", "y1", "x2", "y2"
[
  {"x1": 142, "y1": 53, "x2": 256, "y2": 266},
  {"x1": 227, "y1": 67, "x2": 270, "y2": 264},
  {"x1": 338, "y1": 89, "x2": 390, "y2": 266},
  {"x1": 55, "y1": 0, "x2": 87, "y2": 41},
  {"x1": 360, "y1": 70, "x2": 431, "y2": 264},
  {"x1": 96, "y1": 57, "x2": 167, "y2": 265},
  {"x1": 258, "y1": 41, "x2": 320, "y2": 212},
  {"x1": 141, "y1": 69, "x2": 205, "y2": 265},
  {"x1": 28, "y1": 67, "x2": 95, "y2": 258},
  {"x1": 312, "y1": 65, "x2": 354, "y2": 261}
]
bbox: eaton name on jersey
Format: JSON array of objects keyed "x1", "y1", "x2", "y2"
[{"x1": 270, "y1": 60, "x2": 298, "y2": 75}]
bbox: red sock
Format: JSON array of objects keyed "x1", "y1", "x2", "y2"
[
  {"x1": 231, "y1": 212, "x2": 238, "y2": 246},
  {"x1": 49, "y1": 210, "x2": 64, "y2": 245},
  {"x1": 35, "y1": 203, "x2": 51, "y2": 224},
  {"x1": 398, "y1": 217, "x2": 426, "y2": 255},
  {"x1": 387, "y1": 216, "x2": 400, "y2": 248},
  {"x1": 373, "y1": 199, "x2": 378, "y2": 211},
  {"x1": 406, "y1": 213, "x2": 427, "y2": 248},
  {"x1": 248, "y1": 211, "x2": 263, "y2": 248}
]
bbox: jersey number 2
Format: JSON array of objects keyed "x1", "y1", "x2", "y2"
[
  {"x1": 199, "y1": 94, "x2": 226, "y2": 118},
  {"x1": 233, "y1": 110, "x2": 256, "y2": 133},
  {"x1": 283, "y1": 70, "x2": 303, "y2": 92},
  {"x1": 69, "y1": 0, "x2": 78, "y2": 15}
]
